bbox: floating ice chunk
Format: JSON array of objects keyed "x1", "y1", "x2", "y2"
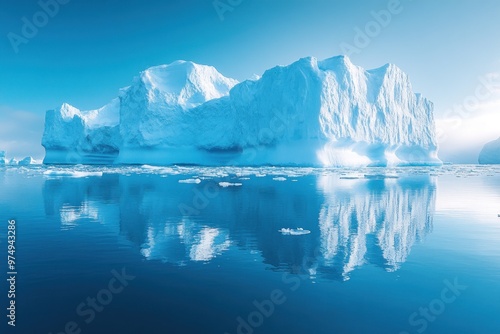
[
  {"x1": 339, "y1": 173, "x2": 363, "y2": 179},
  {"x1": 141, "y1": 164, "x2": 164, "y2": 170},
  {"x1": 273, "y1": 177, "x2": 287, "y2": 181},
  {"x1": 178, "y1": 178, "x2": 201, "y2": 184},
  {"x1": 279, "y1": 228, "x2": 311, "y2": 236},
  {"x1": 218, "y1": 182, "x2": 243, "y2": 187}
]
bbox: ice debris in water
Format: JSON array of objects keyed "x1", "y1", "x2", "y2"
[
  {"x1": 218, "y1": 182, "x2": 243, "y2": 187},
  {"x1": 279, "y1": 228, "x2": 311, "y2": 236},
  {"x1": 43, "y1": 170, "x2": 103, "y2": 178},
  {"x1": 178, "y1": 178, "x2": 201, "y2": 184}
]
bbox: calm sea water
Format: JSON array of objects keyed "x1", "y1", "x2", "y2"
[{"x1": 0, "y1": 165, "x2": 499, "y2": 334}]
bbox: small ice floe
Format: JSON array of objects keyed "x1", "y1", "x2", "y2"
[
  {"x1": 43, "y1": 170, "x2": 103, "y2": 178},
  {"x1": 255, "y1": 173, "x2": 267, "y2": 177},
  {"x1": 278, "y1": 228, "x2": 311, "y2": 236},
  {"x1": 272, "y1": 177, "x2": 287, "y2": 182},
  {"x1": 339, "y1": 174, "x2": 363, "y2": 180},
  {"x1": 178, "y1": 178, "x2": 201, "y2": 184},
  {"x1": 218, "y1": 182, "x2": 243, "y2": 187}
]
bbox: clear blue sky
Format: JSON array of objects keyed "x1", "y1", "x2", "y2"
[{"x1": 1, "y1": 0, "x2": 500, "y2": 161}]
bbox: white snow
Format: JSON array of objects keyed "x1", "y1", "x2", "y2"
[
  {"x1": 42, "y1": 56, "x2": 441, "y2": 167},
  {"x1": 479, "y1": 137, "x2": 500, "y2": 164}
]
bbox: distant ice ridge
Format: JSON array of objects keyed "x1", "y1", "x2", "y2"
[
  {"x1": 42, "y1": 56, "x2": 441, "y2": 167},
  {"x1": 0, "y1": 150, "x2": 40, "y2": 166},
  {"x1": 479, "y1": 137, "x2": 500, "y2": 164}
]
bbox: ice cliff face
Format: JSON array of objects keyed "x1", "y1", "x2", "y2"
[
  {"x1": 42, "y1": 99, "x2": 121, "y2": 164},
  {"x1": 478, "y1": 137, "x2": 500, "y2": 164},
  {"x1": 42, "y1": 56, "x2": 441, "y2": 166}
]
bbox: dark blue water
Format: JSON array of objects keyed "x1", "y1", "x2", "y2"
[{"x1": 0, "y1": 165, "x2": 499, "y2": 334}]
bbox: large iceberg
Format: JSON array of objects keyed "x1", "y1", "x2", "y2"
[
  {"x1": 478, "y1": 137, "x2": 500, "y2": 164},
  {"x1": 42, "y1": 56, "x2": 441, "y2": 167}
]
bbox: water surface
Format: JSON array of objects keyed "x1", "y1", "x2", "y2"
[{"x1": 0, "y1": 165, "x2": 499, "y2": 334}]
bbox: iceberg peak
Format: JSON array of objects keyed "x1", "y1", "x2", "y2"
[
  {"x1": 136, "y1": 60, "x2": 238, "y2": 109},
  {"x1": 319, "y1": 55, "x2": 355, "y2": 70}
]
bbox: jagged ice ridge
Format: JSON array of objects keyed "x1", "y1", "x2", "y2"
[{"x1": 42, "y1": 56, "x2": 441, "y2": 167}]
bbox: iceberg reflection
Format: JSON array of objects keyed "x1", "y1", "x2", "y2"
[
  {"x1": 42, "y1": 169, "x2": 436, "y2": 281},
  {"x1": 317, "y1": 175, "x2": 435, "y2": 279},
  {"x1": 141, "y1": 218, "x2": 231, "y2": 263}
]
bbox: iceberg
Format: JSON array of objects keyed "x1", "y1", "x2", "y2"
[
  {"x1": 18, "y1": 156, "x2": 37, "y2": 166},
  {"x1": 0, "y1": 151, "x2": 39, "y2": 166},
  {"x1": 42, "y1": 56, "x2": 441, "y2": 167},
  {"x1": 0, "y1": 151, "x2": 6, "y2": 165},
  {"x1": 42, "y1": 99, "x2": 121, "y2": 164},
  {"x1": 478, "y1": 137, "x2": 500, "y2": 164}
]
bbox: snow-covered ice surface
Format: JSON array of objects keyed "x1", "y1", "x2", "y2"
[
  {"x1": 42, "y1": 56, "x2": 441, "y2": 167},
  {"x1": 479, "y1": 137, "x2": 500, "y2": 164}
]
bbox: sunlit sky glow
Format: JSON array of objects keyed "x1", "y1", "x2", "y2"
[{"x1": 1, "y1": 0, "x2": 499, "y2": 161}]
